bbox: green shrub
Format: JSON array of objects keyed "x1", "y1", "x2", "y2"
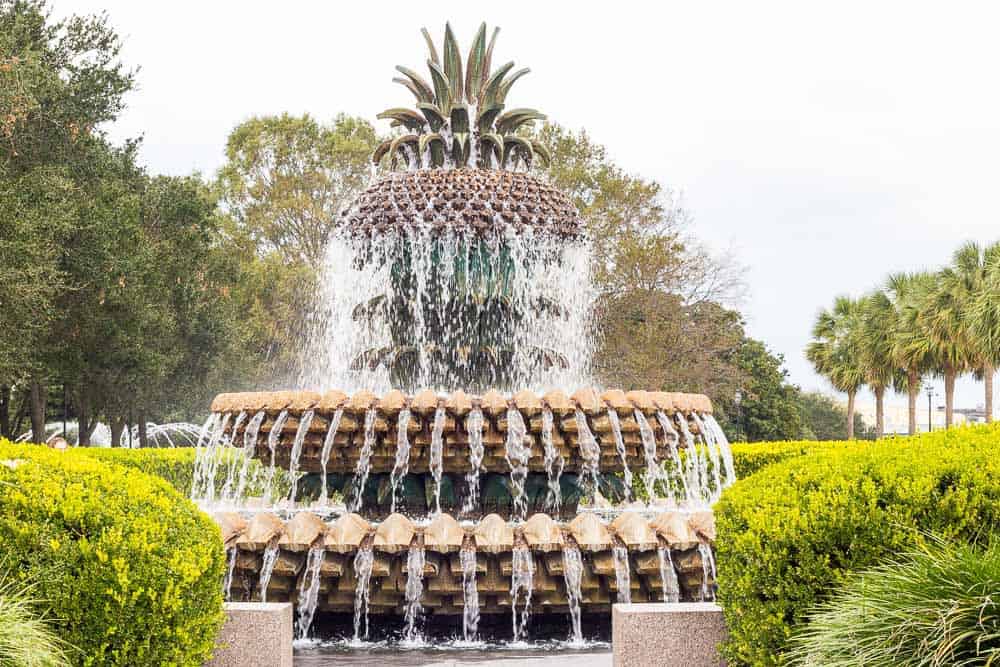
[
  {"x1": 715, "y1": 425, "x2": 1000, "y2": 665},
  {"x1": 76, "y1": 447, "x2": 200, "y2": 494},
  {"x1": 0, "y1": 441, "x2": 225, "y2": 666},
  {"x1": 0, "y1": 569, "x2": 71, "y2": 667},
  {"x1": 787, "y1": 536, "x2": 1000, "y2": 666}
]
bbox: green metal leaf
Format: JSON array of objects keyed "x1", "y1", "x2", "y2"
[
  {"x1": 498, "y1": 67, "x2": 530, "y2": 103},
  {"x1": 530, "y1": 140, "x2": 552, "y2": 167},
  {"x1": 481, "y1": 27, "x2": 501, "y2": 93},
  {"x1": 388, "y1": 134, "x2": 419, "y2": 168},
  {"x1": 479, "y1": 61, "x2": 514, "y2": 110},
  {"x1": 394, "y1": 66, "x2": 435, "y2": 104},
  {"x1": 418, "y1": 132, "x2": 443, "y2": 156},
  {"x1": 392, "y1": 77, "x2": 427, "y2": 104},
  {"x1": 421, "y1": 27, "x2": 440, "y2": 65},
  {"x1": 442, "y1": 23, "x2": 464, "y2": 103},
  {"x1": 502, "y1": 135, "x2": 533, "y2": 168},
  {"x1": 371, "y1": 139, "x2": 393, "y2": 165},
  {"x1": 450, "y1": 102, "x2": 470, "y2": 133},
  {"x1": 416, "y1": 102, "x2": 446, "y2": 131},
  {"x1": 427, "y1": 60, "x2": 452, "y2": 115},
  {"x1": 496, "y1": 108, "x2": 546, "y2": 134},
  {"x1": 452, "y1": 131, "x2": 470, "y2": 166},
  {"x1": 480, "y1": 132, "x2": 504, "y2": 156},
  {"x1": 476, "y1": 103, "x2": 504, "y2": 132},
  {"x1": 465, "y1": 22, "x2": 487, "y2": 103},
  {"x1": 376, "y1": 108, "x2": 425, "y2": 131}
]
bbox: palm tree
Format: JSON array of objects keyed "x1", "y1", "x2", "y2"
[
  {"x1": 916, "y1": 270, "x2": 971, "y2": 427},
  {"x1": 807, "y1": 296, "x2": 866, "y2": 439},
  {"x1": 886, "y1": 272, "x2": 935, "y2": 434},
  {"x1": 859, "y1": 291, "x2": 903, "y2": 437},
  {"x1": 952, "y1": 241, "x2": 1000, "y2": 423}
]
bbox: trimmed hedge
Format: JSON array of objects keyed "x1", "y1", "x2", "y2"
[
  {"x1": 0, "y1": 441, "x2": 225, "y2": 666},
  {"x1": 715, "y1": 425, "x2": 1000, "y2": 665},
  {"x1": 76, "y1": 446, "x2": 201, "y2": 494}
]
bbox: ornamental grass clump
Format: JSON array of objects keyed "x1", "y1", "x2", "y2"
[
  {"x1": 0, "y1": 572, "x2": 71, "y2": 667},
  {"x1": 788, "y1": 538, "x2": 1000, "y2": 666}
]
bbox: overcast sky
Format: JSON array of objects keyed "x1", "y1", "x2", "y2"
[{"x1": 57, "y1": 0, "x2": 1000, "y2": 412}]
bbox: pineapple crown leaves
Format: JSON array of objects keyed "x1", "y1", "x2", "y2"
[{"x1": 373, "y1": 22, "x2": 550, "y2": 171}]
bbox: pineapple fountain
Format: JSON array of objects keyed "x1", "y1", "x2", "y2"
[{"x1": 194, "y1": 23, "x2": 732, "y2": 648}]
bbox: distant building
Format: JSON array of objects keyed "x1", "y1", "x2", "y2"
[{"x1": 847, "y1": 402, "x2": 967, "y2": 435}]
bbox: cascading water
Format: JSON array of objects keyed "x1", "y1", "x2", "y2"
[
  {"x1": 658, "y1": 547, "x2": 680, "y2": 603},
  {"x1": 220, "y1": 411, "x2": 247, "y2": 500},
  {"x1": 352, "y1": 545, "x2": 374, "y2": 642},
  {"x1": 429, "y1": 405, "x2": 446, "y2": 515},
  {"x1": 698, "y1": 543, "x2": 717, "y2": 602},
  {"x1": 460, "y1": 548, "x2": 480, "y2": 642},
  {"x1": 541, "y1": 407, "x2": 564, "y2": 513},
  {"x1": 348, "y1": 408, "x2": 378, "y2": 512},
  {"x1": 561, "y1": 545, "x2": 584, "y2": 644},
  {"x1": 510, "y1": 545, "x2": 534, "y2": 643},
  {"x1": 402, "y1": 542, "x2": 426, "y2": 643},
  {"x1": 692, "y1": 413, "x2": 722, "y2": 502},
  {"x1": 607, "y1": 409, "x2": 632, "y2": 500},
  {"x1": 656, "y1": 411, "x2": 692, "y2": 506},
  {"x1": 297, "y1": 229, "x2": 596, "y2": 395},
  {"x1": 676, "y1": 415, "x2": 707, "y2": 507},
  {"x1": 704, "y1": 413, "x2": 736, "y2": 487},
  {"x1": 223, "y1": 546, "x2": 238, "y2": 602},
  {"x1": 258, "y1": 542, "x2": 280, "y2": 602},
  {"x1": 574, "y1": 409, "x2": 601, "y2": 496},
  {"x1": 296, "y1": 544, "x2": 326, "y2": 640},
  {"x1": 504, "y1": 407, "x2": 530, "y2": 520},
  {"x1": 635, "y1": 409, "x2": 666, "y2": 504},
  {"x1": 191, "y1": 412, "x2": 221, "y2": 501},
  {"x1": 264, "y1": 410, "x2": 290, "y2": 505},
  {"x1": 287, "y1": 409, "x2": 314, "y2": 503},
  {"x1": 463, "y1": 408, "x2": 485, "y2": 514},
  {"x1": 319, "y1": 408, "x2": 343, "y2": 505},
  {"x1": 612, "y1": 545, "x2": 631, "y2": 604},
  {"x1": 233, "y1": 410, "x2": 266, "y2": 503},
  {"x1": 390, "y1": 408, "x2": 412, "y2": 513}
]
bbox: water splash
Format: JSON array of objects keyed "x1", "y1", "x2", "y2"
[
  {"x1": 511, "y1": 545, "x2": 535, "y2": 642},
  {"x1": 429, "y1": 405, "x2": 446, "y2": 515},
  {"x1": 561, "y1": 545, "x2": 584, "y2": 644},
  {"x1": 574, "y1": 409, "x2": 600, "y2": 496},
  {"x1": 460, "y1": 549, "x2": 480, "y2": 642},
  {"x1": 541, "y1": 407, "x2": 564, "y2": 514},
  {"x1": 402, "y1": 542, "x2": 426, "y2": 642},
  {"x1": 657, "y1": 547, "x2": 680, "y2": 603},
  {"x1": 319, "y1": 408, "x2": 343, "y2": 505},
  {"x1": 223, "y1": 546, "x2": 238, "y2": 602},
  {"x1": 296, "y1": 544, "x2": 325, "y2": 639},
  {"x1": 464, "y1": 408, "x2": 485, "y2": 514},
  {"x1": 258, "y1": 543, "x2": 280, "y2": 602},
  {"x1": 390, "y1": 408, "x2": 412, "y2": 513},
  {"x1": 607, "y1": 409, "x2": 632, "y2": 500},
  {"x1": 348, "y1": 408, "x2": 378, "y2": 513},
  {"x1": 504, "y1": 407, "x2": 530, "y2": 520},
  {"x1": 612, "y1": 546, "x2": 631, "y2": 604},
  {"x1": 698, "y1": 543, "x2": 717, "y2": 602},
  {"x1": 288, "y1": 409, "x2": 315, "y2": 503},
  {"x1": 352, "y1": 545, "x2": 374, "y2": 641}
]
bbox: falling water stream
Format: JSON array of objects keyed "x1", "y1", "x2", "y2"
[
  {"x1": 606, "y1": 410, "x2": 632, "y2": 500},
  {"x1": 698, "y1": 543, "x2": 717, "y2": 602},
  {"x1": 390, "y1": 408, "x2": 412, "y2": 514},
  {"x1": 288, "y1": 409, "x2": 315, "y2": 503},
  {"x1": 541, "y1": 407, "x2": 563, "y2": 513},
  {"x1": 319, "y1": 408, "x2": 343, "y2": 505},
  {"x1": 264, "y1": 410, "x2": 290, "y2": 505},
  {"x1": 463, "y1": 408, "x2": 485, "y2": 513},
  {"x1": 658, "y1": 547, "x2": 680, "y2": 603},
  {"x1": 349, "y1": 408, "x2": 378, "y2": 512},
  {"x1": 510, "y1": 545, "x2": 534, "y2": 643},
  {"x1": 233, "y1": 410, "x2": 266, "y2": 504},
  {"x1": 258, "y1": 543, "x2": 280, "y2": 602},
  {"x1": 220, "y1": 411, "x2": 247, "y2": 500},
  {"x1": 223, "y1": 546, "x2": 237, "y2": 602},
  {"x1": 574, "y1": 410, "x2": 600, "y2": 496},
  {"x1": 562, "y1": 546, "x2": 584, "y2": 644},
  {"x1": 297, "y1": 544, "x2": 326, "y2": 639},
  {"x1": 352, "y1": 545, "x2": 374, "y2": 641},
  {"x1": 504, "y1": 408, "x2": 530, "y2": 520},
  {"x1": 402, "y1": 542, "x2": 426, "y2": 642},
  {"x1": 612, "y1": 545, "x2": 631, "y2": 604},
  {"x1": 429, "y1": 406, "x2": 446, "y2": 515},
  {"x1": 460, "y1": 548, "x2": 480, "y2": 642}
]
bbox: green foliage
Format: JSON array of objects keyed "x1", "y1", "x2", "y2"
[
  {"x1": 788, "y1": 536, "x2": 1000, "y2": 666},
  {"x1": 715, "y1": 425, "x2": 1000, "y2": 665},
  {"x1": 0, "y1": 567, "x2": 71, "y2": 667},
  {"x1": 0, "y1": 440, "x2": 225, "y2": 666},
  {"x1": 795, "y1": 391, "x2": 865, "y2": 441}
]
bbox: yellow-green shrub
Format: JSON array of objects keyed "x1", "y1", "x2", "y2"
[
  {"x1": 0, "y1": 441, "x2": 225, "y2": 666},
  {"x1": 715, "y1": 425, "x2": 1000, "y2": 665}
]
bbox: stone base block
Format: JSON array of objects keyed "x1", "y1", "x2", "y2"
[
  {"x1": 207, "y1": 602, "x2": 292, "y2": 667},
  {"x1": 613, "y1": 602, "x2": 727, "y2": 667}
]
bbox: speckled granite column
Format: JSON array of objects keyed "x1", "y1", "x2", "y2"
[
  {"x1": 208, "y1": 602, "x2": 293, "y2": 667},
  {"x1": 612, "y1": 603, "x2": 727, "y2": 667}
]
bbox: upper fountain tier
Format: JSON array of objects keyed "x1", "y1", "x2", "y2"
[{"x1": 342, "y1": 169, "x2": 584, "y2": 239}]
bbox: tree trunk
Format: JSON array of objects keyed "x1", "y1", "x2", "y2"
[
  {"x1": 76, "y1": 387, "x2": 91, "y2": 446},
  {"x1": 985, "y1": 363, "x2": 994, "y2": 424},
  {"x1": 944, "y1": 367, "x2": 956, "y2": 428},
  {"x1": 29, "y1": 380, "x2": 47, "y2": 443},
  {"x1": 846, "y1": 390, "x2": 856, "y2": 440},
  {"x1": 0, "y1": 385, "x2": 9, "y2": 439},
  {"x1": 907, "y1": 370, "x2": 919, "y2": 435},
  {"x1": 109, "y1": 416, "x2": 125, "y2": 448},
  {"x1": 874, "y1": 386, "x2": 885, "y2": 438},
  {"x1": 138, "y1": 410, "x2": 148, "y2": 449}
]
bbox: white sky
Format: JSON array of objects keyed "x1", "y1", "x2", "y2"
[{"x1": 56, "y1": 0, "x2": 1000, "y2": 412}]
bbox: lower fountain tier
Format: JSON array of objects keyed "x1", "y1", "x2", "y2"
[
  {"x1": 209, "y1": 387, "x2": 715, "y2": 474},
  {"x1": 218, "y1": 509, "x2": 716, "y2": 613}
]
